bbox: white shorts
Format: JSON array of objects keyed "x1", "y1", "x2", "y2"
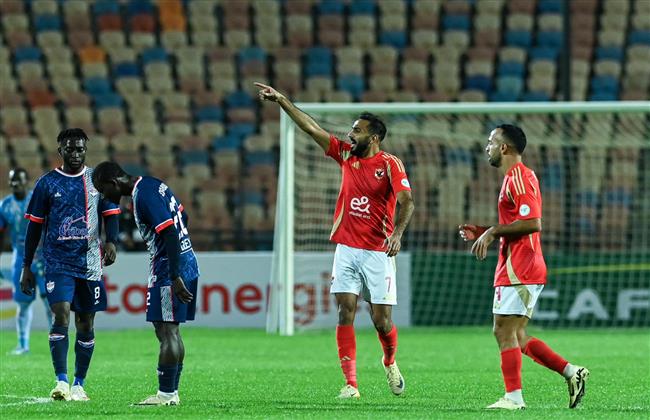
[
  {"x1": 330, "y1": 244, "x2": 397, "y2": 305},
  {"x1": 492, "y1": 284, "x2": 544, "y2": 318}
]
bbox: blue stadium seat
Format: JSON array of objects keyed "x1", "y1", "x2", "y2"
[
  {"x1": 93, "y1": 0, "x2": 120, "y2": 16},
  {"x1": 245, "y1": 151, "x2": 275, "y2": 166},
  {"x1": 317, "y1": 0, "x2": 345, "y2": 15},
  {"x1": 605, "y1": 188, "x2": 632, "y2": 206},
  {"x1": 445, "y1": 148, "x2": 473, "y2": 164},
  {"x1": 349, "y1": 0, "x2": 376, "y2": 15},
  {"x1": 443, "y1": 15, "x2": 471, "y2": 31},
  {"x1": 181, "y1": 151, "x2": 210, "y2": 165},
  {"x1": 538, "y1": 0, "x2": 563, "y2": 13},
  {"x1": 212, "y1": 134, "x2": 243, "y2": 151},
  {"x1": 628, "y1": 31, "x2": 650, "y2": 46},
  {"x1": 196, "y1": 106, "x2": 224, "y2": 123},
  {"x1": 521, "y1": 91, "x2": 551, "y2": 101},
  {"x1": 465, "y1": 75, "x2": 493, "y2": 93},
  {"x1": 337, "y1": 74, "x2": 365, "y2": 100},
  {"x1": 530, "y1": 47, "x2": 559, "y2": 61},
  {"x1": 577, "y1": 216, "x2": 596, "y2": 234},
  {"x1": 589, "y1": 92, "x2": 618, "y2": 101},
  {"x1": 238, "y1": 47, "x2": 267, "y2": 65},
  {"x1": 243, "y1": 191, "x2": 264, "y2": 206},
  {"x1": 14, "y1": 46, "x2": 42, "y2": 63},
  {"x1": 489, "y1": 91, "x2": 520, "y2": 102},
  {"x1": 225, "y1": 91, "x2": 255, "y2": 108},
  {"x1": 537, "y1": 31, "x2": 563, "y2": 48},
  {"x1": 228, "y1": 123, "x2": 257, "y2": 139},
  {"x1": 94, "y1": 93, "x2": 123, "y2": 109},
  {"x1": 305, "y1": 47, "x2": 333, "y2": 76},
  {"x1": 126, "y1": 0, "x2": 155, "y2": 16},
  {"x1": 595, "y1": 47, "x2": 624, "y2": 61},
  {"x1": 113, "y1": 62, "x2": 140, "y2": 77},
  {"x1": 542, "y1": 162, "x2": 564, "y2": 191},
  {"x1": 590, "y1": 76, "x2": 619, "y2": 94},
  {"x1": 83, "y1": 77, "x2": 113, "y2": 95},
  {"x1": 379, "y1": 31, "x2": 408, "y2": 49},
  {"x1": 576, "y1": 191, "x2": 599, "y2": 207},
  {"x1": 141, "y1": 47, "x2": 169, "y2": 64},
  {"x1": 305, "y1": 62, "x2": 333, "y2": 77},
  {"x1": 505, "y1": 31, "x2": 532, "y2": 48},
  {"x1": 34, "y1": 14, "x2": 62, "y2": 32},
  {"x1": 496, "y1": 76, "x2": 524, "y2": 95},
  {"x1": 498, "y1": 61, "x2": 525, "y2": 77}
]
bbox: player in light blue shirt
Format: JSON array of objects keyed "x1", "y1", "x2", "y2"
[
  {"x1": 0, "y1": 168, "x2": 52, "y2": 355},
  {"x1": 21, "y1": 129, "x2": 120, "y2": 402},
  {"x1": 92, "y1": 161, "x2": 199, "y2": 406}
]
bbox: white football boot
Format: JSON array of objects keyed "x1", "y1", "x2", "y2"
[
  {"x1": 337, "y1": 384, "x2": 360, "y2": 399},
  {"x1": 567, "y1": 366, "x2": 590, "y2": 408},
  {"x1": 70, "y1": 384, "x2": 90, "y2": 401},
  {"x1": 486, "y1": 396, "x2": 526, "y2": 410},
  {"x1": 382, "y1": 356, "x2": 405, "y2": 396},
  {"x1": 50, "y1": 381, "x2": 71, "y2": 401},
  {"x1": 136, "y1": 391, "x2": 178, "y2": 406}
]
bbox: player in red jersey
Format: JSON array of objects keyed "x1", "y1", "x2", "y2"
[
  {"x1": 256, "y1": 82, "x2": 414, "y2": 399},
  {"x1": 459, "y1": 124, "x2": 589, "y2": 410}
]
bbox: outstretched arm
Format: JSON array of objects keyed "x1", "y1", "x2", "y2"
[{"x1": 255, "y1": 82, "x2": 330, "y2": 153}]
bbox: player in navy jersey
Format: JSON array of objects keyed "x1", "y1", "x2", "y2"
[
  {"x1": 0, "y1": 168, "x2": 52, "y2": 355},
  {"x1": 20, "y1": 129, "x2": 120, "y2": 402},
  {"x1": 92, "y1": 161, "x2": 199, "y2": 406}
]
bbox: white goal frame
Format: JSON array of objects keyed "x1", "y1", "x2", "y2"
[{"x1": 266, "y1": 101, "x2": 650, "y2": 336}]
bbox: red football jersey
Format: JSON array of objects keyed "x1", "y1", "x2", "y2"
[
  {"x1": 326, "y1": 134, "x2": 411, "y2": 251},
  {"x1": 494, "y1": 162, "x2": 547, "y2": 286}
]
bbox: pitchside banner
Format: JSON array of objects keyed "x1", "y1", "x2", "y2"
[{"x1": 0, "y1": 252, "x2": 411, "y2": 330}]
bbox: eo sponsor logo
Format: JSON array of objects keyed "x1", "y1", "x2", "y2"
[{"x1": 350, "y1": 196, "x2": 370, "y2": 214}]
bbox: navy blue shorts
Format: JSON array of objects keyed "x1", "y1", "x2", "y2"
[
  {"x1": 45, "y1": 274, "x2": 107, "y2": 313},
  {"x1": 146, "y1": 278, "x2": 198, "y2": 323}
]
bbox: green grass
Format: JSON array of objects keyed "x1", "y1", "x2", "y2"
[{"x1": 1, "y1": 328, "x2": 649, "y2": 419}]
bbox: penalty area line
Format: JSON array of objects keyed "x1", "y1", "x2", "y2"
[{"x1": 0, "y1": 395, "x2": 51, "y2": 406}]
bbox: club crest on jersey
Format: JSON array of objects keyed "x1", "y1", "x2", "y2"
[
  {"x1": 375, "y1": 168, "x2": 385, "y2": 179},
  {"x1": 46, "y1": 281, "x2": 55, "y2": 293}
]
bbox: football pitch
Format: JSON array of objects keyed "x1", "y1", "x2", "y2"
[{"x1": 1, "y1": 327, "x2": 648, "y2": 419}]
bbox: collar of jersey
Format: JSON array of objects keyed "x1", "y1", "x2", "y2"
[
  {"x1": 131, "y1": 176, "x2": 143, "y2": 197},
  {"x1": 55, "y1": 166, "x2": 87, "y2": 177},
  {"x1": 506, "y1": 161, "x2": 525, "y2": 177}
]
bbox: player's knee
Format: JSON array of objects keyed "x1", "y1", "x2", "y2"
[
  {"x1": 337, "y1": 305, "x2": 356, "y2": 325},
  {"x1": 371, "y1": 314, "x2": 391, "y2": 334}
]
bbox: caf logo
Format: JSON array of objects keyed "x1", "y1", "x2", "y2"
[{"x1": 375, "y1": 168, "x2": 385, "y2": 179}]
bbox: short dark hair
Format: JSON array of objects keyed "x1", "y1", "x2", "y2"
[
  {"x1": 92, "y1": 161, "x2": 126, "y2": 187},
  {"x1": 358, "y1": 112, "x2": 387, "y2": 141},
  {"x1": 496, "y1": 124, "x2": 527, "y2": 154},
  {"x1": 57, "y1": 128, "x2": 89, "y2": 144}
]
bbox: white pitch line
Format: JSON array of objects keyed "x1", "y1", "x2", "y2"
[{"x1": 0, "y1": 395, "x2": 51, "y2": 407}]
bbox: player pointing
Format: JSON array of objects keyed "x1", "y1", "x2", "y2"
[
  {"x1": 256, "y1": 82, "x2": 415, "y2": 399},
  {"x1": 459, "y1": 124, "x2": 589, "y2": 410}
]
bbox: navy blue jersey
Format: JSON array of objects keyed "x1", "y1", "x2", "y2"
[
  {"x1": 131, "y1": 176, "x2": 199, "y2": 287},
  {"x1": 25, "y1": 167, "x2": 121, "y2": 280}
]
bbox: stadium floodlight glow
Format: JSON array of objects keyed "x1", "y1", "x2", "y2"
[{"x1": 267, "y1": 101, "x2": 650, "y2": 336}]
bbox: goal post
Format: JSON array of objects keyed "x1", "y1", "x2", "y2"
[{"x1": 267, "y1": 101, "x2": 650, "y2": 335}]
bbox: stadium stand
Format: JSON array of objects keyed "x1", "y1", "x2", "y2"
[{"x1": 0, "y1": 0, "x2": 648, "y2": 250}]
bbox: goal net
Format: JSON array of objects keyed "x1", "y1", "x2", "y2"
[{"x1": 268, "y1": 102, "x2": 650, "y2": 335}]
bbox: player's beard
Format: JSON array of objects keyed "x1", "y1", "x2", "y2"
[
  {"x1": 488, "y1": 153, "x2": 502, "y2": 168},
  {"x1": 350, "y1": 139, "x2": 370, "y2": 157}
]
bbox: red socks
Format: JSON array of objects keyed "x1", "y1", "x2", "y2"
[
  {"x1": 500, "y1": 347, "x2": 522, "y2": 392},
  {"x1": 378, "y1": 324, "x2": 398, "y2": 366},
  {"x1": 336, "y1": 325, "x2": 357, "y2": 388},
  {"x1": 523, "y1": 337, "x2": 569, "y2": 374}
]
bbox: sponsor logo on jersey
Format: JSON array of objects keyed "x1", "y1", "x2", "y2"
[
  {"x1": 519, "y1": 204, "x2": 531, "y2": 217},
  {"x1": 350, "y1": 196, "x2": 370, "y2": 214},
  {"x1": 375, "y1": 168, "x2": 385, "y2": 179},
  {"x1": 58, "y1": 216, "x2": 89, "y2": 240},
  {"x1": 46, "y1": 281, "x2": 55, "y2": 293}
]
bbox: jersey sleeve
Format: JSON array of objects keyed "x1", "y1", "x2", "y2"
[
  {"x1": 100, "y1": 198, "x2": 121, "y2": 217},
  {"x1": 509, "y1": 170, "x2": 542, "y2": 220},
  {"x1": 25, "y1": 177, "x2": 49, "y2": 223},
  {"x1": 325, "y1": 134, "x2": 352, "y2": 165},
  {"x1": 386, "y1": 155, "x2": 412, "y2": 194},
  {"x1": 136, "y1": 187, "x2": 175, "y2": 234}
]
